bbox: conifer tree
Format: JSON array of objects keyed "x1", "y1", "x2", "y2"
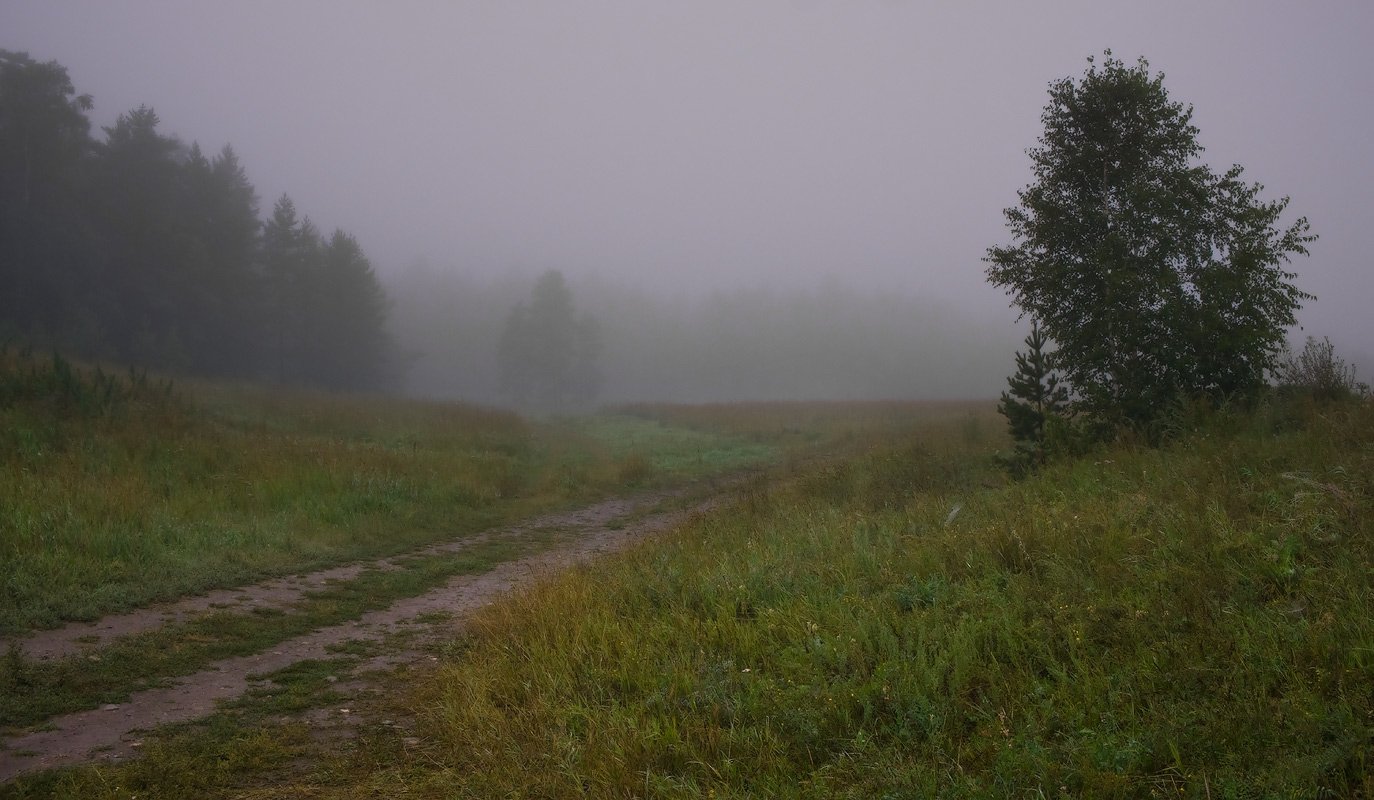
[
  {"x1": 260, "y1": 195, "x2": 320, "y2": 383},
  {"x1": 314, "y1": 229, "x2": 391, "y2": 390},
  {"x1": 998, "y1": 322, "x2": 1069, "y2": 475},
  {"x1": 497, "y1": 270, "x2": 600, "y2": 411},
  {"x1": 0, "y1": 50, "x2": 94, "y2": 342}
]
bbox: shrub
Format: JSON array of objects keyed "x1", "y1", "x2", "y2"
[{"x1": 1275, "y1": 336, "x2": 1369, "y2": 401}]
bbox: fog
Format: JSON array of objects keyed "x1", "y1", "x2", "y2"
[
  {"x1": 4, "y1": 2, "x2": 1371, "y2": 403},
  {"x1": 391, "y1": 266, "x2": 1013, "y2": 403}
]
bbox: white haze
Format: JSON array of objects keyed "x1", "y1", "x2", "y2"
[{"x1": 4, "y1": 1, "x2": 1371, "y2": 399}]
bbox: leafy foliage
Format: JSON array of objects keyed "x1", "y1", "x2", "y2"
[{"x1": 986, "y1": 52, "x2": 1314, "y2": 429}]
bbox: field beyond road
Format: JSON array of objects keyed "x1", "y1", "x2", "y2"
[{"x1": 390, "y1": 397, "x2": 1368, "y2": 798}]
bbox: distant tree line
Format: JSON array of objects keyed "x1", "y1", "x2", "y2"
[
  {"x1": 0, "y1": 50, "x2": 392, "y2": 390},
  {"x1": 390, "y1": 266, "x2": 1017, "y2": 405}
]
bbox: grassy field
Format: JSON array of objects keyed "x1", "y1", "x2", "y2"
[
  {"x1": 3, "y1": 396, "x2": 998, "y2": 798},
  {"x1": 378, "y1": 398, "x2": 1368, "y2": 798},
  {"x1": 54, "y1": 394, "x2": 1355, "y2": 799},
  {"x1": 0, "y1": 348, "x2": 788, "y2": 635},
  {"x1": 8, "y1": 346, "x2": 1370, "y2": 797},
  {"x1": 616, "y1": 399, "x2": 992, "y2": 454}
]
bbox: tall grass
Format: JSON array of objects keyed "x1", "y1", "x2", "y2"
[{"x1": 335, "y1": 398, "x2": 1374, "y2": 798}]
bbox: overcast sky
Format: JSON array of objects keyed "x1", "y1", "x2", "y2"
[{"x1": 4, "y1": 1, "x2": 1371, "y2": 360}]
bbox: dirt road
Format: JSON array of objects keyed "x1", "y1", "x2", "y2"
[{"x1": 0, "y1": 486, "x2": 734, "y2": 782}]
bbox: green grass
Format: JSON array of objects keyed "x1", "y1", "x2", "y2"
[
  {"x1": 240, "y1": 396, "x2": 1368, "y2": 798},
  {"x1": 617, "y1": 399, "x2": 993, "y2": 453},
  {"x1": 15, "y1": 353, "x2": 1365, "y2": 796},
  {"x1": 0, "y1": 348, "x2": 780, "y2": 635},
  {"x1": 0, "y1": 397, "x2": 996, "y2": 796},
  {"x1": 568, "y1": 415, "x2": 779, "y2": 484}
]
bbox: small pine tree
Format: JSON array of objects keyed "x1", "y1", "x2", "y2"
[{"x1": 998, "y1": 322, "x2": 1069, "y2": 475}]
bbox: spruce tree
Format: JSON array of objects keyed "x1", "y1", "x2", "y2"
[
  {"x1": 998, "y1": 322, "x2": 1069, "y2": 475},
  {"x1": 497, "y1": 270, "x2": 600, "y2": 411}
]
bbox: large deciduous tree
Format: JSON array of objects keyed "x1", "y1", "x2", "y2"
[{"x1": 985, "y1": 52, "x2": 1314, "y2": 429}]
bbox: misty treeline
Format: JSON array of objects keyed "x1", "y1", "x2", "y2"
[
  {"x1": 394, "y1": 266, "x2": 1013, "y2": 406},
  {"x1": 0, "y1": 51, "x2": 392, "y2": 390},
  {"x1": 2, "y1": 49, "x2": 1016, "y2": 407}
]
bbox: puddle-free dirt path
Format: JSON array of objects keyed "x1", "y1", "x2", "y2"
[{"x1": 0, "y1": 487, "x2": 734, "y2": 782}]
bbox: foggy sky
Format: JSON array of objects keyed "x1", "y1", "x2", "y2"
[{"x1": 4, "y1": 1, "x2": 1371, "y2": 365}]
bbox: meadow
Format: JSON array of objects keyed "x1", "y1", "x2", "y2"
[
  {"x1": 0, "y1": 347, "x2": 787, "y2": 635},
  {"x1": 382, "y1": 397, "x2": 1370, "y2": 798},
  {"x1": 5, "y1": 346, "x2": 1370, "y2": 798}
]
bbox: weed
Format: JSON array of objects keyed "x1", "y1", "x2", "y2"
[{"x1": 1276, "y1": 335, "x2": 1370, "y2": 401}]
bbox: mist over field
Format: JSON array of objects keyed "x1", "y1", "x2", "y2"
[
  {"x1": 2, "y1": 2, "x2": 1371, "y2": 404},
  {"x1": 389, "y1": 267, "x2": 1015, "y2": 404}
]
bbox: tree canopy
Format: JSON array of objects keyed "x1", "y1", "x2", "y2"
[{"x1": 985, "y1": 52, "x2": 1314, "y2": 429}]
